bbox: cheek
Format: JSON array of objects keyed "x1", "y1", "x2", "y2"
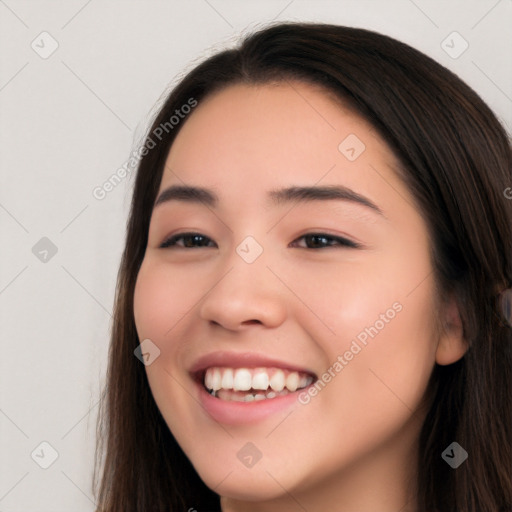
[
  {"x1": 133, "y1": 259, "x2": 198, "y2": 431},
  {"x1": 329, "y1": 294, "x2": 437, "y2": 461},
  {"x1": 278, "y1": 241, "x2": 438, "y2": 414},
  {"x1": 133, "y1": 266, "x2": 168, "y2": 343},
  {"x1": 291, "y1": 278, "x2": 437, "y2": 474},
  {"x1": 133, "y1": 257, "x2": 201, "y2": 342}
]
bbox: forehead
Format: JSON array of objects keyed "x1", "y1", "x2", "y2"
[{"x1": 160, "y1": 81, "x2": 401, "y2": 206}]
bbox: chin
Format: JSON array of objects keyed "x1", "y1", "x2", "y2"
[{"x1": 202, "y1": 472, "x2": 292, "y2": 501}]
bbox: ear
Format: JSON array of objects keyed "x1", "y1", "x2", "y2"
[{"x1": 435, "y1": 296, "x2": 468, "y2": 365}]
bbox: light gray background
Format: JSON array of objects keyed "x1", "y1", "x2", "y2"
[{"x1": 0, "y1": 1, "x2": 510, "y2": 510}]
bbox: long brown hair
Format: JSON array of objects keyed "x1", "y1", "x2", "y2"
[{"x1": 93, "y1": 22, "x2": 512, "y2": 512}]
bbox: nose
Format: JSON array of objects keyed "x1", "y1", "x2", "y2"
[{"x1": 198, "y1": 253, "x2": 287, "y2": 332}]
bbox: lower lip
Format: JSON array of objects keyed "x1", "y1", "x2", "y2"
[{"x1": 196, "y1": 379, "x2": 313, "y2": 426}]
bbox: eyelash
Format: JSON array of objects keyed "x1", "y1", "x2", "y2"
[{"x1": 159, "y1": 232, "x2": 361, "y2": 250}]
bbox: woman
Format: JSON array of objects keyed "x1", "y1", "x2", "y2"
[{"x1": 93, "y1": 22, "x2": 512, "y2": 512}]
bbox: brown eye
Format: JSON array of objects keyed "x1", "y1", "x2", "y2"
[
  {"x1": 160, "y1": 233, "x2": 216, "y2": 249},
  {"x1": 290, "y1": 233, "x2": 360, "y2": 249}
]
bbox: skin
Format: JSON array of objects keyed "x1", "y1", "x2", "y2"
[{"x1": 133, "y1": 81, "x2": 467, "y2": 511}]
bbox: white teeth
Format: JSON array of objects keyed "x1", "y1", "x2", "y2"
[
  {"x1": 203, "y1": 366, "x2": 315, "y2": 398},
  {"x1": 233, "y1": 369, "x2": 252, "y2": 391},
  {"x1": 221, "y1": 368, "x2": 234, "y2": 389},
  {"x1": 211, "y1": 368, "x2": 222, "y2": 391},
  {"x1": 286, "y1": 372, "x2": 299, "y2": 392},
  {"x1": 269, "y1": 370, "x2": 285, "y2": 392},
  {"x1": 252, "y1": 370, "x2": 269, "y2": 390},
  {"x1": 205, "y1": 369, "x2": 213, "y2": 390}
]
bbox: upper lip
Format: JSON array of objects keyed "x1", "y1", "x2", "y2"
[{"x1": 189, "y1": 351, "x2": 318, "y2": 381}]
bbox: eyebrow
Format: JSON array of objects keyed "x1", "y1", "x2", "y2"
[{"x1": 154, "y1": 184, "x2": 384, "y2": 215}]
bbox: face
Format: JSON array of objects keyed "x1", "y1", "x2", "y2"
[{"x1": 133, "y1": 82, "x2": 442, "y2": 508}]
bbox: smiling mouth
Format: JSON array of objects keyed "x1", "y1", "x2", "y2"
[{"x1": 200, "y1": 366, "x2": 316, "y2": 402}]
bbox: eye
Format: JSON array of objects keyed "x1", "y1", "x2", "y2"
[
  {"x1": 290, "y1": 233, "x2": 360, "y2": 249},
  {"x1": 159, "y1": 232, "x2": 216, "y2": 249},
  {"x1": 159, "y1": 232, "x2": 360, "y2": 249}
]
